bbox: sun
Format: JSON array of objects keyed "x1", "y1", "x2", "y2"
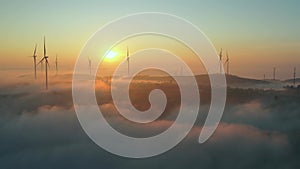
[{"x1": 105, "y1": 50, "x2": 118, "y2": 61}]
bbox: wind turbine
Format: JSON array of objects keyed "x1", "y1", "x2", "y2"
[
  {"x1": 293, "y1": 67, "x2": 296, "y2": 87},
  {"x1": 219, "y1": 48, "x2": 223, "y2": 74},
  {"x1": 37, "y1": 36, "x2": 50, "y2": 89},
  {"x1": 88, "y1": 57, "x2": 91, "y2": 75},
  {"x1": 31, "y1": 44, "x2": 38, "y2": 79},
  {"x1": 55, "y1": 54, "x2": 58, "y2": 75},
  {"x1": 225, "y1": 50, "x2": 230, "y2": 75},
  {"x1": 126, "y1": 46, "x2": 130, "y2": 77}
]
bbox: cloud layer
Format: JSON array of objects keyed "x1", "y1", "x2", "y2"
[{"x1": 0, "y1": 71, "x2": 299, "y2": 169}]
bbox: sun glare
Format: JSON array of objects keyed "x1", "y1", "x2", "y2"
[{"x1": 105, "y1": 51, "x2": 118, "y2": 61}]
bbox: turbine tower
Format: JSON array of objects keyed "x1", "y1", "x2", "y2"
[
  {"x1": 219, "y1": 48, "x2": 223, "y2": 74},
  {"x1": 38, "y1": 36, "x2": 50, "y2": 89},
  {"x1": 126, "y1": 46, "x2": 130, "y2": 77},
  {"x1": 31, "y1": 44, "x2": 38, "y2": 79},
  {"x1": 225, "y1": 50, "x2": 230, "y2": 75}
]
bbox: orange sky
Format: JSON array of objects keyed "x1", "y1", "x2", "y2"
[{"x1": 0, "y1": 1, "x2": 299, "y2": 80}]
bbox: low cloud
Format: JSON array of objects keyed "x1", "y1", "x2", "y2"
[{"x1": 0, "y1": 71, "x2": 299, "y2": 169}]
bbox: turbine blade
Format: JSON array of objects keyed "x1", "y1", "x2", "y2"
[
  {"x1": 225, "y1": 50, "x2": 229, "y2": 63},
  {"x1": 37, "y1": 58, "x2": 45, "y2": 65},
  {"x1": 47, "y1": 60, "x2": 50, "y2": 69},
  {"x1": 44, "y1": 36, "x2": 46, "y2": 56},
  {"x1": 33, "y1": 44, "x2": 37, "y2": 56},
  {"x1": 127, "y1": 46, "x2": 129, "y2": 58}
]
